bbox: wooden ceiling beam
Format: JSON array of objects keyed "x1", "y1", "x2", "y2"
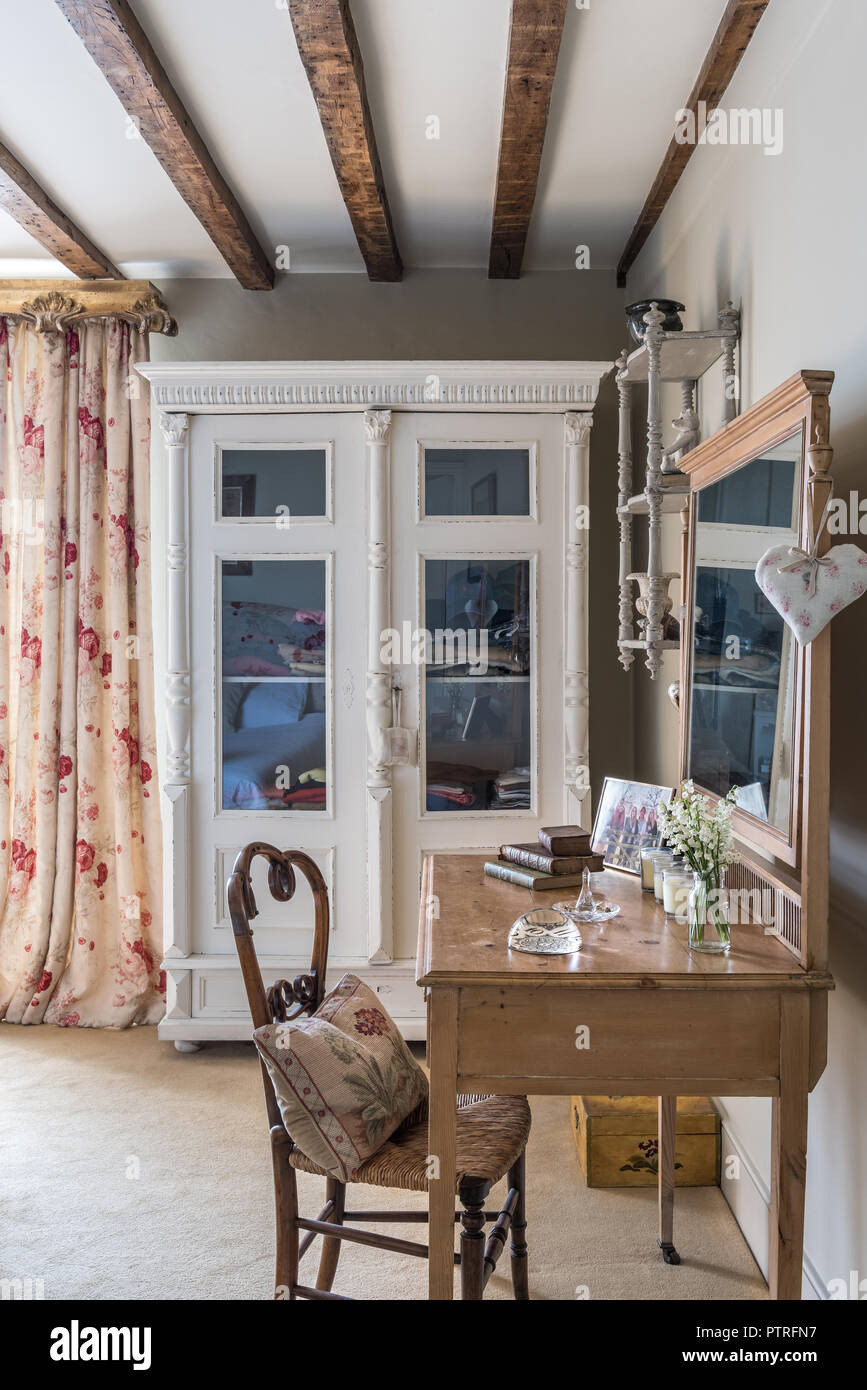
[
  {"x1": 488, "y1": 0, "x2": 569, "y2": 280},
  {"x1": 0, "y1": 140, "x2": 121, "y2": 278},
  {"x1": 287, "y1": 0, "x2": 402, "y2": 282},
  {"x1": 55, "y1": 0, "x2": 274, "y2": 289},
  {"x1": 616, "y1": 0, "x2": 772, "y2": 287}
]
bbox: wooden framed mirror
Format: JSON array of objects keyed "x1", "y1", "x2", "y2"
[{"x1": 677, "y1": 372, "x2": 834, "y2": 968}]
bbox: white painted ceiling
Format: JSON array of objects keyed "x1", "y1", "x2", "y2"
[{"x1": 0, "y1": 0, "x2": 725, "y2": 277}]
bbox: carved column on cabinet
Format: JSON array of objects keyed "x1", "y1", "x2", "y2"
[
  {"x1": 564, "y1": 412, "x2": 592, "y2": 823},
  {"x1": 160, "y1": 412, "x2": 191, "y2": 963},
  {"x1": 364, "y1": 409, "x2": 394, "y2": 965}
]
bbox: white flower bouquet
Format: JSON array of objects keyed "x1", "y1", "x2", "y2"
[
  {"x1": 657, "y1": 781, "x2": 739, "y2": 951},
  {"x1": 657, "y1": 780, "x2": 739, "y2": 880}
]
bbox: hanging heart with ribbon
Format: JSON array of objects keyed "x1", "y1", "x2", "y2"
[{"x1": 755, "y1": 494, "x2": 867, "y2": 645}]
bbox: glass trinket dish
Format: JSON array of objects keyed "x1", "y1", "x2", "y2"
[{"x1": 507, "y1": 907, "x2": 584, "y2": 956}]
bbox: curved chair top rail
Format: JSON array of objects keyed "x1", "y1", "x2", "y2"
[{"x1": 228, "y1": 843, "x2": 331, "y2": 1035}]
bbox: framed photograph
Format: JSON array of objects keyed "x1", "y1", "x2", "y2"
[
  {"x1": 591, "y1": 777, "x2": 675, "y2": 874},
  {"x1": 222, "y1": 472, "x2": 256, "y2": 518}
]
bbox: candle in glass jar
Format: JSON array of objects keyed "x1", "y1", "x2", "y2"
[
  {"x1": 663, "y1": 869, "x2": 692, "y2": 919},
  {"x1": 653, "y1": 852, "x2": 673, "y2": 900},
  {"x1": 640, "y1": 848, "x2": 657, "y2": 892}
]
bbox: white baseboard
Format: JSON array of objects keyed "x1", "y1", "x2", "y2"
[{"x1": 719, "y1": 1118, "x2": 824, "y2": 1300}]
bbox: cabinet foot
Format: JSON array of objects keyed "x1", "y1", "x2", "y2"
[
  {"x1": 174, "y1": 1040, "x2": 202, "y2": 1053},
  {"x1": 658, "y1": 1240, "x2": 681, "y2": 1265}
]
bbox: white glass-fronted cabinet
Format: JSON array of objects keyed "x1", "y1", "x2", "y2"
[{"x1": 141, "y1": 363, "x2": 609, "y2": 1045}]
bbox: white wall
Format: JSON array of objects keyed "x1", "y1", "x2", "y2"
[{"x1": 628, "y1": 0, "x2": 867, "y2": 1296}]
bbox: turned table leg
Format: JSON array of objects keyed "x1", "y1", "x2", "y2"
[
  {"x1": 769, "y1": 994, "x2": 809, "y2": 1300},
  {"x1": 657, "y1": 1094, "x2": 680, "y2": 1264}
]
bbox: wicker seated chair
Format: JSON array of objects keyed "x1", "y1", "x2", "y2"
[{"x1": 229, "y1": 842, "x2": 531, "y2": 1302}]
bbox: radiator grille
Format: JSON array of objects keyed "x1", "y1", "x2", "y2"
[{"x1": 727, "y1": 858, "x2": 802, "y2": 959}]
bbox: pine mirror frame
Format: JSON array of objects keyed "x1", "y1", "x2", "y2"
[{"x1": 677, "y1": 372, "x2": 833, "y2": 954}]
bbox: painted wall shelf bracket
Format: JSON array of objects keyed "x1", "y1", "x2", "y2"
[{"x1": 615, "y1": 301, "x2": 741, "y2": 679}]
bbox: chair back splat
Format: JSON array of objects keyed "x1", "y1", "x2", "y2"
[{"x1": 228, "y1": 843, "x2": 330, "y2": 1127}]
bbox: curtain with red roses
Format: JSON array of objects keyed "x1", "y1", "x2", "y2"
[{"x1": 0, "y1": 315, "x2": 163, "y2": 1026}]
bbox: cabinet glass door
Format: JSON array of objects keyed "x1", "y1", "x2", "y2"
[
  {"x1": 422, "y1": 557, "x2": 532, "y2": 812},
  {"x1": 380, "y1": 412, "x2": 568, "y2": 964},
  {"x1": 220, "y1": 556, "x2": 329, "y2": 812}
]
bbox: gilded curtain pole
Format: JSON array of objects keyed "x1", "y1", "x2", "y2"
[{"x1": 0, "y1": 279, "x2": 176, "y2": 335}]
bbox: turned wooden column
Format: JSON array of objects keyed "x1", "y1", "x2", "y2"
[
  {"x1": 615, "y1": 349, "x2": 635, "y2": 670},
  {"x1": 643, "y1": 304, "x2": 666, "y2": 680}
]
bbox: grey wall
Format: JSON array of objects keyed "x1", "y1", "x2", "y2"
[{"x1": 149, "y1": 268, "x2": 633, "y2": 806}]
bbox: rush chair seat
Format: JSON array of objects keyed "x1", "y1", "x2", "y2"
[{"x1": 228, "y1": 842, "x2": 531, "y2": 1302}]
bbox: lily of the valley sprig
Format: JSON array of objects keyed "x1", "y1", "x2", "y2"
[{"x1": 657, "y1": 781, "x2": 739, "y2": 881}]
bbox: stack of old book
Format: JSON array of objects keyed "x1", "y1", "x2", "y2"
[{"x1": 484, "y1": 825, "x2": 603, "y2": 890}]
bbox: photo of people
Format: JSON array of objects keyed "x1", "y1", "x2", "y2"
[{"x1": 591, "y1": 777, "x2": 675, "y2": 874}]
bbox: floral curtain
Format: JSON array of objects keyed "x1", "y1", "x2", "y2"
[{"x1": 0, "y1": 316, "x2": 163, "y2": 1026}]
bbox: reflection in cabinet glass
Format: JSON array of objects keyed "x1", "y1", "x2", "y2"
[
  {"x1": 217, "y1": 444, "x2": 331, "y2": 521},
  {"x1": 421, "y1": 445, "x2": 534, "y2": 519},
  {"x1": 219, "y1": 557, "x2": 328, "y2": 812},
  {"x1": 423, "y1": 557, "x2": 532, "y2": 813}
]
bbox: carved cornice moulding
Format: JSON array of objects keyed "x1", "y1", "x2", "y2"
[
  {"x1": 0, "y1": 280, "x2": 177, "y2": 336},
  {"x1": 136, "y1": 360, "x2": 613, "y2": 413}
]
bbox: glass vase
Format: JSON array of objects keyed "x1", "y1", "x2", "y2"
[{"x1": 687, "y1": 868, "x2": 731, "y2": 953}]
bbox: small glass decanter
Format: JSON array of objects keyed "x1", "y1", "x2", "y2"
[{"x1": 573, "y1": 868, "x2": 598, "y2": 922}]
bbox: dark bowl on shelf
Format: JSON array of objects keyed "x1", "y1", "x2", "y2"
[{"x1": 625, "y1": 299, "x2": 686, "y2": 344}]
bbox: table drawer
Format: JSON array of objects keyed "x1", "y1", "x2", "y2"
[{"x1": 457, "y1": 986, "x2": 781, "y2": 1090}]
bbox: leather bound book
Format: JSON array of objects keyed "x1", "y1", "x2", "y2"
[
  {"x1": 499, "y1": 843, "x2": 603, "y2": 875},
  {"x1": 538, "y1": 824, "x2": 592, "y2": 856},
  {"x1": 484, "y1": 856, "x2": 605, "y2": 890}
]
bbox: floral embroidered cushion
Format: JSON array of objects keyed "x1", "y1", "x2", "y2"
[{"x1": 253, "y1": 974, "x2": 428, "y2": 1182}]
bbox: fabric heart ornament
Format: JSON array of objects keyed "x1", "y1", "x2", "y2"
[{"x1": 755, "y1": 541, "x2": 867, "y2": 645}]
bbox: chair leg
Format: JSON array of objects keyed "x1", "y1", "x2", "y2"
[
  {"x1": 271, "y1": 1128, "x2": 299, "y2": 1299},
  {"x1": 508, "y1": 1150, "x2": 529, "y2": 1300},
  {"x1": 316, "y1": 1178, "x2": 346, "y2": 1292},
  {"x1": 459, "y1": 1176, "x2": 490, "y2": 1301}
]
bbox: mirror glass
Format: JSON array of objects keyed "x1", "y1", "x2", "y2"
[{"x1": 686, "y1": 427, "x2": 803, "y2": 832}]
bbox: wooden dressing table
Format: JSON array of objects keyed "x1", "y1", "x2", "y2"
[
  {"x1": 418, "y1": 855, "x2": 832, "y2": 1300},
  {"x1": 417, "y1": 371, "x2": 836, "y2": 1301}
]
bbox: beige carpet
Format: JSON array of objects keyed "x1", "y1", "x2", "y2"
[{"x1": 0, "y1": 1024, "x2": 766, "y2": 1301}]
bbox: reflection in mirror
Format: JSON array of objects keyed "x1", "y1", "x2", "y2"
[{"x1": 687, "y1": 428, "x2": 803, "y2": 832}]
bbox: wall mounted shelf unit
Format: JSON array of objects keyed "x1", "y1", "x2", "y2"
[{"x1": 615, "y1": 301, "x2": 740, "y2": 679}]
